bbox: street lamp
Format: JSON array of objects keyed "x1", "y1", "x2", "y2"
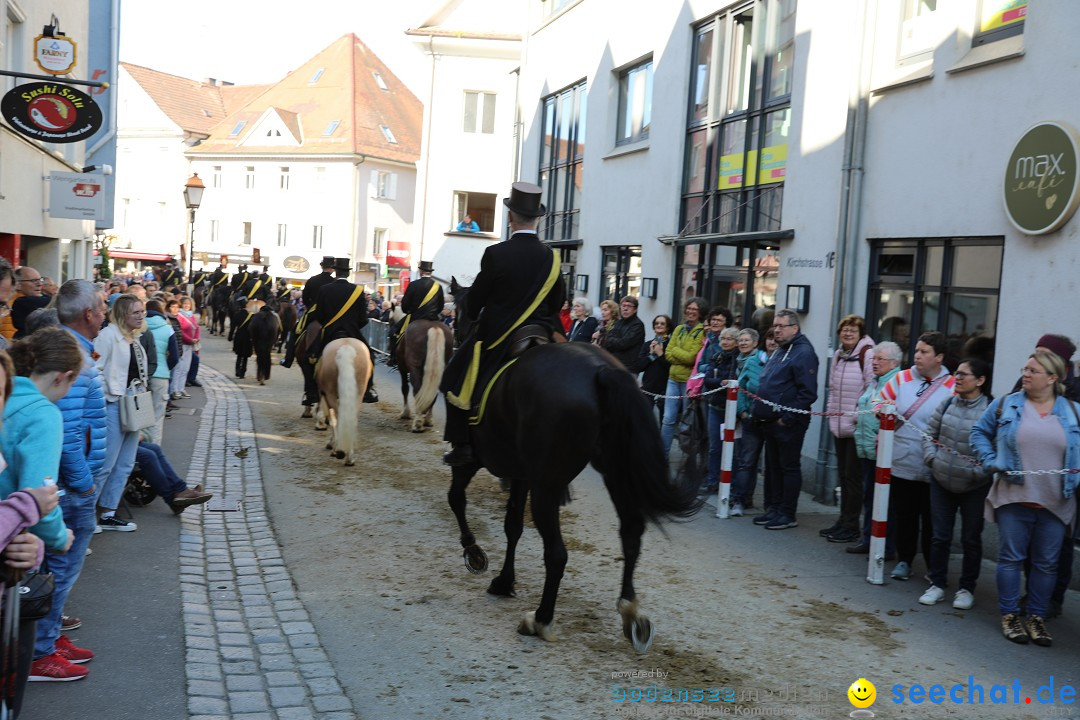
[{"x1": 183, "y1": 172, "x2": 205, "y2": 285}]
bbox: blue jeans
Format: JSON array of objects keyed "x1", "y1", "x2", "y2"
[
  {"x1": 732, "y1": 420, "x2": 765, "y2": 506},
  {"x1": 860, "y1": 458, "x2": 896, "y2": 553},
  {"x1": 996, "y1": 503, "x2": 1067, "y2": 617},
  {"x1": 135, "y1": 442, "x2": 188, "y2": 504},
  {"x1": 187, "y1": 351, "x2": 200, "y2": 383},
  {"x1": 760, "y1": 421, "x2": 807, "y2": 518},
  {"x1": 97, "y1": 400, "x2": 141, "y2": 512},
  {"x1": 34, "y1": 487, "x2": 96, "y2": 659},
  {"x1": 660, "y1": 380, "x2": 687, "y2": 459},
  {"x1": 705, "y1": 404, "x2": 725, "y2": 487},
  {"x1": 928, "y1": 479, "x2": 990, "y2": 592}
]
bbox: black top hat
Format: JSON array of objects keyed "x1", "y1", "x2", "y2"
[
  {"x1": 239, "y1": 264, "x2": 248, "y2": 271},
  {"x1": 417, "y1": 260, "x2": 434, "y2": 273},
  {"x1": 502, "y1": 181, "x2": 546, "y2": 218},
  {"x1": 320, "y1": 255, "x2": 335, "y2": 268},
  {"x1": 334, "y1": 257, "x2": 352, "y2": 273}
]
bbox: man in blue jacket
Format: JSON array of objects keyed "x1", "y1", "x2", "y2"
[
  {"x1": 34, "y1": 279, "x2": 108, "y2": 677},
  {"x1": 750, "y1": 309, "x2": 819, "y2": 530}
]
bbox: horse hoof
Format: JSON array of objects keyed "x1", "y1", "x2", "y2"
[
  {"x1": 630, "y1": 615, "x2": 654, "y2": 654},
  {"x1": 301, "y1": 408, "x2": 313, "y2": 418},
  {"x1": 463, "y1": 544, "x2": 488, "y2": 574},
  {"x1": 411, "y1": 423, "x2": 424, "y2": 433},
  {"x1": 344, "y1": 458, "x2": 354, "y2": 466},
  {"x1": 517, "y1": 611, "x2": 557, "y2": 641},
  {"x1": 486, "y1": 575, "x2": 516, "y2": 597},
  {"x1": 334, "y1": 450, "x2": 345, "y2": 459}
]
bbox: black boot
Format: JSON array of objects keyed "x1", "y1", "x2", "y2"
[
  {"x1": 386, "y1": 332, "x2": 398, "y2": 367},
  {"x1": 280, "y1": 332, "x2": 295, "y2": 368},
  {"x1": 363, "y1": 381, "x2": 379, "y2": 404},
  {"x1": 442, "y1": 443, "x2": 475, "y2": 467}
]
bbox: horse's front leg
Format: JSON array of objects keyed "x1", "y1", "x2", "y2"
[
  {"x1": 518, "y1": 490, "x2": 565, "y2": 642},
  {"x1": 615, "y1": 508, "x2": 653, "y2": 653},
  {"x1": 488, "y1": 477, "x2": 527, "y2": 597},
  {"x1": 447, "y1": 464, "x2": 487, "y2": 574},
  {"x1": 399, "y1": 366, "x2": 412, "y2": 421}
]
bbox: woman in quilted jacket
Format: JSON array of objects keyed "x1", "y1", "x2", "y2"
[
  {"x1": 821, "y1": 315, "x2": 875, "y2": 544},
  {"x1": 659, "y1": 297, "x2": 706, "y2": 459}
]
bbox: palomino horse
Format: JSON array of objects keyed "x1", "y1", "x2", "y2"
[
  {"x1": 314, "y1": 338, "x2": 372, "y2": 466},
  {"x1": 446, "y1": 282, "x2": 700, "y2": 652},
  {"x1": 397, "y1": 320, "x2": 453, "y2": 433}
]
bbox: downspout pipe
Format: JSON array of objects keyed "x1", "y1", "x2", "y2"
[
  {"x1": 417, "y1": 36, "x2": 437, "y2": 266},
  {"x1": 814, "y1": 1, "x2": 874, "y2": 503}
]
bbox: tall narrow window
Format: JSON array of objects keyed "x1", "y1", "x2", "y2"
[
  {"x1": 212, "y1": 166, "x2": 222, "y2": 188},
  {"x1": 371, "y1": 170, "x2": 397, "y2": 200},
  {"x1": 279, "y1": 166, "x2": 290, "y2": 190},
  {"x1": 245, "y1": 166, "x2": 255, "y2": 190},
  {"x1": 616, "y1": 59, "x2": 653, "y2": 145},
  {"x1": 372, "y1": 227, "x2": 387, "y2": 257},
  {"x1": 277, "y1": 224, "x2": 287, "y2": 246},
  {"x1": 463, "y1": 91, "x2": 497, "y2": 134},
  {"x1": 242, "y1": 222, "x2": 252, "y2": 246},
  {"x1": 538, "y1": 80, "x2": 586, "y2": 242},
  {"x1": 312, "y1": 225, "x2": 324, "y2": 250},
  {"x1": 210, "y1": 220, "x2": 219, "y2": 244}
]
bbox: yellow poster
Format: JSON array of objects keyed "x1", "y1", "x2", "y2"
[
  {"x1": 981, "y1": 1, "x2": 1027, "y2": 32},
  {"x1": 719, "y1": 152, "x2": 745, "y2": 189},
  {"x1": 757, "y1": 144, "x2": 788, "y2": 186}
]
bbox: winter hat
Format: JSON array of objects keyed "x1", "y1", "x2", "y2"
[{"x1": 1036, "y1": 334, "x2": 1076, "y2": 364}]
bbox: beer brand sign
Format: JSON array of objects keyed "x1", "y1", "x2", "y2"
[
  {"x1": 1003, "y1": 122, "x2": 1080, "y2": 235},
  {"x1": 34, "y1": 34, "x2": 77, "y2": 75}
]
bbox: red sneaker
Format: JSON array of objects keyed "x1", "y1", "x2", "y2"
[
  {"x1": 28, "y1": 652, "x2": 89, "y2": 682},
  {"x1": 55, "y1": 634, "x2": 95, "y2": 664}
]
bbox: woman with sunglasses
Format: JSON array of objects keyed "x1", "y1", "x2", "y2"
[{"x1": 971, "y1": 351, "x2": 1080, "y2": 647}]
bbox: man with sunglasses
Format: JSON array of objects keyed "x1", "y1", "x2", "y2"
[
  {"x1": 750, "y1": 309, "x2": 819, "y2": 530},
  {"x1": 878, "y1": 330, "x2": 955, "y2": 581}
]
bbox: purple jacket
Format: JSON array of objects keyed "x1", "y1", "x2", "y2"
[{"x1": 827, "y1": 335, "x2": 875, "y2": 438}]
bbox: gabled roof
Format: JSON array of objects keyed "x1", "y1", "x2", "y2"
[
  {"x1": 189, "y1": 34, "x2": 422, "y2": 164},
  {"x1": 408, "y1": 0, "x2": 523, "y2": 41},
  {"x1": 120, "y1": 62, "x2": 230, "y2": 135}
]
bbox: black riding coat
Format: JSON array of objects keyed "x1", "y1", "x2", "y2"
[
  {"x1": 315, "y1": 278, "x2": 369, "y2": 343},
  {"x1": 230, "y1": 270, "x2": 250, "y2": 291},
  {"x1": 302, "y1": 271, "x2": 334, "y2": 309},
  {"x1": 401, "y1": 276, "x2": 444, "y2": 321},
  {"x1": 209, "y1": 269, "x2": 228, "y2": 289}
]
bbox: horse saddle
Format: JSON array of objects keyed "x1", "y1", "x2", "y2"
[{"x1": 507, "y1": 324, "x2": 553, "y2": 359}]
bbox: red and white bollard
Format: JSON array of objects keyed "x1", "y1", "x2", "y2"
[
  {"x1": 868, "y1": 404, "x2": 895, "y2": 585},
  {"x1": 716, "y1": 380, "x2": 739, "y2": 518}
]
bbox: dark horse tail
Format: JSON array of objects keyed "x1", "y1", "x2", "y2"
[{"x1": 594, "y1": 366, "x2": 702, "y2": 524}]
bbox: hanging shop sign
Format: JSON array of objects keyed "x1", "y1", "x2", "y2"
[
  {"x1": 48, "y1": 171, "x2": 104, "y2": 220},
  {"x1": 386, "y1": 240, "x2": 411, "y2": 268},
  {"x1": 1003, "y1": 121, "x2": 1080, "y2": 235},
  {"x1": 1, "y1": 82, "x2": 102, "y2": 143},
  {"x1": 34, "y1": 33, "x2": 78, "y2": 75}
]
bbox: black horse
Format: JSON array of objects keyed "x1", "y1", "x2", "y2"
[
  {"x1": 249, "y1": 307, "x2": 281, "y2": 385},
  {"x1": 447, "y1": 279, "x2": 700, "y2": 651},
  {"x1": 209, "y1": 284, "x2": 231, "y2": 336}
]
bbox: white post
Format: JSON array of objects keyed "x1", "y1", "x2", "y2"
[
  {"x1": 867, "y1": 404, "x2": 895, "y2": 585},
  {"x1": 716, "y1": 380, "x2": 739, "y2": 518}
]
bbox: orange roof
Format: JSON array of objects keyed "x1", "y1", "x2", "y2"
[
  {"x1": 189, "y1": 34, "x2": 422, "y2": 164},
  {"x1": 120, "y1": 62, "x2": 229, "y2": 135}
]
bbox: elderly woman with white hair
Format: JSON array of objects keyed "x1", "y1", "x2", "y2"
[
  {"x1": 566, "y1": 296, "x2": 597, "y2": 342},
  {"x1": 845, "y1": 340, "x2": 902, "y2": 556}
]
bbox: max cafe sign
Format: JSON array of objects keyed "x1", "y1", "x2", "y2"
[
  {"x1": 1003, "y1": 121, "x2": 1080, "y2": 235},
  {"x1": 0, "y1": 81, "x2": 103, "y2": 144}
]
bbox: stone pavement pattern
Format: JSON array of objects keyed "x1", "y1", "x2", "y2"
[{"x1": 181, "y1": 365, "x2": 357, "y2": 720}]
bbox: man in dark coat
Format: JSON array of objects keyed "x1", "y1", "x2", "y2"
[
  {"x1": 439, "y1": 182, "x2": 566, "y2": 466},
  {"x1": 387, "y1": 260, "x2": 444, "y2": 368},
  {"x1": 602, "y1": 295, "x2": 646, "y2": 370},
  {"x1": 190, "y1": 267, "x2": 210, "y2": 287},
  {"x1": 209, "y1": 264, "x2": 228, "y2": 290},
  {"x1": 231, "y1": 264, "x2": 251, "y2": 292},
  {"x1": 161, "y1": 262, "x2": 183, "y2": 288},
  {"x1": 310, "y1": 257, "x2": 379, "y2": 403},
  {"x1": 281, "y1": 256, "x2": 334, "y2": 369},
  {"x1": 239, "y1": 266, "x2": 271, "y2": 302}
]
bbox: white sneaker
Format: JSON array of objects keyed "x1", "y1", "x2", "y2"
[
  {"x1": 890, "y1": 561, "x2": 911, "y2": 581},
  {"x1": 953, "y1": 589, "x2": 974, "y2": 610},
  {"x1": 93, "y1": 524, "x2": 102, "y2": 535},
  {"x1": 730, "y1": 501, "x2": 744, "y2": 517},
  {"x1": 919, "y1": 585, "x2": 945, "y2": 605}
]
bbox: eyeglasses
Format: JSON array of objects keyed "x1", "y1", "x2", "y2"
[
  {"x1": 772, "y1": 323, "x2": 794, "y2": 329},
  {"x1": 1021, "y1": 366, "x2": 1047, "y2": 376},
  {"x1": 19, "y1": 278, "x2": 42, "y2": 284},
  {"x1": 952, "y1": 371, "x2": 974, "y2": 379}
]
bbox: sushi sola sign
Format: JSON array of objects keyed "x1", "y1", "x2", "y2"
[{"x1": 0, "y1": 82, "x2": 102, "y2": 143}]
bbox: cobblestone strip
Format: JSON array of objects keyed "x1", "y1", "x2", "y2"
[{"x1": 181, "y1": 366, "x2": 357, "y2": 720}]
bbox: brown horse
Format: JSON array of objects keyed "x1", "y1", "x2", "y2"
[
  {"x1": 314, "y1": 338, "x2": 372, "y2": 466},
  {"x1": 397, "y1": 320, "x2": 453, "y2": 433},
  {"x1": 294, "y1": 316, "x2": 322, "y2": 418}
]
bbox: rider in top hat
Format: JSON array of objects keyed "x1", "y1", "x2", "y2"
[
  {"x1": 161, "y1": 262, "x2": 183, "y2": 288},
  {"x1": 239, "y1": 265, "x2": 272, "y2": 302},
  {"x1": 190, "y1": 266, "x2": 210, "y2": 287},
  {"x1": 231, "y1": 264, "x2": 251, "y2": 292},
  {"x1": 281, "y1": 255, "x2": 335, "y2": 369},
  {"x1": 310, "y1": 258, "x2": 379, "y2": 403},
  {"x1": 387, "y1": 260, "x2": 444, "y2": 368},
  {"x1": 209, "y1": 264, "x2": 229, "y2": 289},
  {"x1": 439, "y1": 182, "x2": 567, "y2": 466}
]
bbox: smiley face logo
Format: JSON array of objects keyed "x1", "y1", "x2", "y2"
[{"x1": 848, "y1": 678, "x2": 876, "y2": 709}]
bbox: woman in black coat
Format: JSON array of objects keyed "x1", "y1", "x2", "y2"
[
  {"x1": 638, "y1": 314, "x2": 673, "y2": 420},
  {"x1": 566, "y1": 297, "x2": 598, "y2": 342}
]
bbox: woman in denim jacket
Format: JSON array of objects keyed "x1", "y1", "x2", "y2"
[{"x1": 970, "y1": 351, "x2": 1080, "y2": 648}]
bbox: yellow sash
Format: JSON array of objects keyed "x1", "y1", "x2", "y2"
[
  {"x1": 246, "y1": 279, "x2": 263, "y2": 299},
  {"x1": 398, "y1": 281, "x2": 442, "y2": 344},
  {"x1": 448, "y1": 250, "x2": 560, "y2": 411},
  {"x1": 213, "y1": 273, "x2": 228, "y2": 287},
  {"x1": 320, "y1": 286, "x2": 364, "y2": 338}
]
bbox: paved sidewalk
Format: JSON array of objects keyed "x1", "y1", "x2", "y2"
[{"x1": 178, "y1": 365, "x2": 357, "y2": 720}]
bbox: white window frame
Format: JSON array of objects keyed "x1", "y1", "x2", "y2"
[
  {"x1": 210, "y1": 219, "x2": 219, "y2": 244},
  {"x1": 373, "y1": 227, "x2": 387, "y2": 257},
  {"x1": 242, "y1": 221, "x2": 252, "y2": 246},
  {"x1": 276, "y1": 224, "x2": 287, "y2": 247},
  {"x1": 279, "y1": 166, "x2": 290, "y2": 190},
  {"x1": 616, "y1": 57, "x2": 653, "y2": 146},
  {"x1": 212, "y1": 166, "x2": 222, "y2": 188},
  {"x1": 463, "y1": 91, "x2": 497, "y2": 134},
  {"x1": 245, "y1": 166, "x2": 255, "y2": 190},
  {"x1": 312, "y1": 225, "x2": 324, "y2": 250},
  {"x1": 370, "y1": 170, "x2": 397, "y2": 200}
]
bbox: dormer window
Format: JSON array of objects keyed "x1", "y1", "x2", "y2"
[
  {"x1": 323, "y1": 120, "x2": 341, "y2": 137},
  {"x1": 380, "y1": 125, "x2": 397, "y2": 144},
  {"x1": 228, "y1": 121, "x2": 247, "y2": 137},
  {"x1": 372, "y1": 72, "x2": 388, "y2": 91},
  {"x1": 309, "y1": 67, "x2": 325, "y2": 84}
]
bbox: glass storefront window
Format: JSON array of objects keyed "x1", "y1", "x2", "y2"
[
  {"x1": 767, "y1": 0, "x2": 797, "y2": 100},
  {"x1": 691, "y1": 27, "x2": 714, "y2": 124}
]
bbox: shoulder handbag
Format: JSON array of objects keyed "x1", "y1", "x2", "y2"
[
  {"x1": 119, "y1": 341, "x2": 155, "y2": 433},
  {"x1": 686, "y1": 342, "x2": 709, "y2": 398},
  {"x1": 17, "y1": 570, "x2": 55, "y2": 620}
]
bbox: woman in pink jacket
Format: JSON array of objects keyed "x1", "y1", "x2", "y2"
[{"x1": 822, "y1": 315, "x2": 875, "y2": 544}]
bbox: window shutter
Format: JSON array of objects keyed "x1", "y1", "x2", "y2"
[
  {"x1": 388, "y1": 173, "x2": 398, "y2": 200},
  {"x1": 369, "y1": 169, "x2": 379, "y2": 198}
]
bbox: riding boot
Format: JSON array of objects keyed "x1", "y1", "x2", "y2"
[
  {"x1": 442, "y1": 404, "x2": 474, "y2": 466},
  {"x1": 235, "y1": 356, "x2": 245, "y2": 378},
  {"x1": 280, "y1": 330, "x2": 296, "y2": 368},
  {"x1": 386, "y1": 330, "x2": 399, "y2": 367}
]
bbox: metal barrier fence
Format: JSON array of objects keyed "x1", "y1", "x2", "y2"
[{"x1": 364, "y1": 320, "x2": 390, "y2": 355}]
